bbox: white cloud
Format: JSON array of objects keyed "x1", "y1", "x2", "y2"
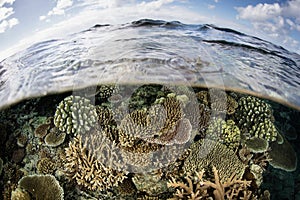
[
  {"x1": 236, "y1": 3, "x2": 282, "y2": 21},
  {"x1": 39, "y1": 15, "x2": 46, "y2": 21},
  {"x1": 0, "y1": 6, "x2": 13, "y2": 21},
  {"x1": 214, "y1": 0, "x2": 218, "y2": 3},
  {"x1": 40, "y1": 0, "x2": 73, "y2": 20},
  {"x1": 0, "y1": 0, "x2": 18, "y2": 33},
  {"x1": 0, "y1": 0, "x2": 15, "y2": 7},
  {"x1": 208, "y1": 4, "x2": 215, "y2": 9},
  {"x1": 0, "y1": 17, "x2": 18, "y2": 33},
  {"x1": 235, "y1": 1, "x2": 300, "y2": 54}
]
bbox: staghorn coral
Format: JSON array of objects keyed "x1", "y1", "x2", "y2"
[
  {"x1": 235, "y1": 96, "x2": 277, "y2": 142},
  {"x1": 18, "y1": 174, "x2": 64, "y2": 200},
  {"x1": 206, "y1": 118, "x2": 241, "y2": 150},
  {"x1": 54, "y1": 95, "x2": 98, "y2": 135},
  {"x1": 64, "y1": 134, "x2": 126, "y2": 191},
  {"x1": 167, "y1": 166, "x2": 251, "y2": 200},
  {"x1": 183, "y1": 139, "x2": 246, "y2": 182}
]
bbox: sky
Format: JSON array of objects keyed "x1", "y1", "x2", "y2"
[{"x1": 0, "y1": 0, "x2": 300, "y2": 60}]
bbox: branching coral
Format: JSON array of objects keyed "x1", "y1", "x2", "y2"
[
  {"x1": 54, "y1": 95, "x2": 98, "y2": 135},
  {"x1": 167, "y1": 166, "x2": 251, "y2": 200},
  {"x1": 64, "y1": 134, "x2": 126, "y2": 191}
]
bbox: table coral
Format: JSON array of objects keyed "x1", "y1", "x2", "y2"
[
  {"x1": 54, "y1": 95, "x2": 98, "y2": 135},
  {"x1": 44, "y1": 127, "x2": 66, "y2": 147},
  {"x1": 18, "y1": 174, "x2": 64, "y2": 200}
]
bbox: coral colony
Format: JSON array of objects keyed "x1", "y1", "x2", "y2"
[{"x1": 0, "y1": 84, "x2": 298, "y2": 199}]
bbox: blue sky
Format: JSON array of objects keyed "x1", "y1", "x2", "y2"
[{"x1": 0, "y1": 0, "x2": 300, "y2": 60}]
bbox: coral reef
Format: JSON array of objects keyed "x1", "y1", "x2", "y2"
[
  {"x1": 269, "y1": 139, "x2": 297, "y2": 172},
  {"x1": 34, "y1": 123, "x2": 50, "y2": 138},
  {"x1": 244, "y1": 137, "x2": 269, "y2": 153},
  {"x1": 44, "y1": 127, "x2": 66, "y2": 147},
  {"x1": 132, "y1": 172, "x2": 169, "y2": 196},
  {"x1": 196, "y1": 89, "x2": 238, "y2": 115},
  {"x1": 54, "y1": 95, "x2": 98, "y2": 135},
  {"x1": 64, "y1": 134, "x2": 126, "y2": 191},
  {"x1": 116, "y1": 177, "x2": 137, "y2": 198},
  {"x1": 183, "y1": 139, "x2": 246, "y2": 182},
  {"x1": 167, "y1": 166, "x2": 251, "y2": 200},
  {"x1": 16, "y1": 134, "x2": 28, "y2": 148},
  {"x1": 120, "y1": 96, "x2": 186, "y2": 145},
  {"x1": 205, "y1": 118, "x2": 241, "y2": 150},
  {"x1": 11, "y1": 188, "x2": 31, "y2": 200},
  {"x1": 37, "y1": 157, "x2": 57, "y2": 174},
  {"x1": 235, "y1": 96, "x2": 277, "y2": 142},
  {"x1": 97, "y1": 84, "x2": 118, "y2": 99},
  {"x1": 18, "y1": 174, "x2": 64, "y2": 200}
]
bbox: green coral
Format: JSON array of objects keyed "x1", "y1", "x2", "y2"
[
  {"x1": 235, "y1": 96, "x2": 278, "y2": 142},
  {"x1": 206, "y1": 118, "x2": 241, "y2": 150},
  {"x1": 54, "y1": 95, "x2": 98, "y2": 135}
]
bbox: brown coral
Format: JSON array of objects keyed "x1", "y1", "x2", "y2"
[
  {"x1": 183, "y1": 139, "x2": 246, "y2": 182},
  {"x1": 167, "y1": 166, "x2": 251, "y2": 200},
  {"x1": 44, "y1": 127, "x2": 66, "y2": 147},
  {"x1": 64, "y1": 134, "x2": 126, "y2": 191},
  {"x1": 37, "y1": 157, "x2": 57, "y2": 174},
  {"x1": 18, "y1": 174, "x2": 64, "y2": 200},
  {"x1": 34, "y1": 123, "x2": 50, "y2": 138}
]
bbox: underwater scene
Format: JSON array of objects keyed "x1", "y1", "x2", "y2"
[{"x1": 0, "y1": 19, "x2": 300, "y2": 200}]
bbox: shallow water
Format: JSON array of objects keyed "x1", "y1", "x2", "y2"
[
  {"x1": 0, "y1": 19, "x2": 300, "y2": 200},
  {"x1": 0, "y1": 19, "x2": 299, "y2": 111}
]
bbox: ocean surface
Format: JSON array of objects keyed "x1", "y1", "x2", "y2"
[
  {"x1": 1, "y1": 19, "x2": 300, "y2": 200},
  {"x1": 0, "y1": 19, "x2": 299, "y2": 110}
]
